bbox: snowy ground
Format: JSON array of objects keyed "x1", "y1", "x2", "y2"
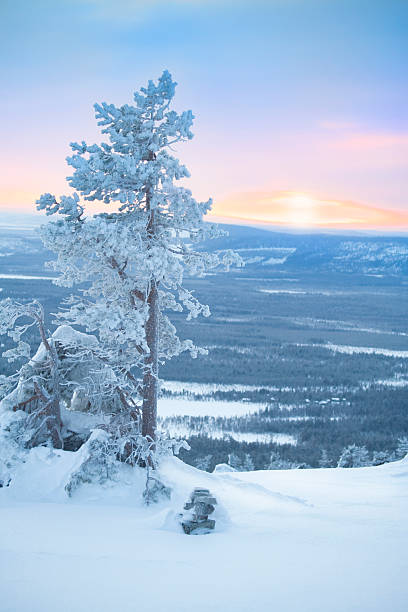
[
  {"x1": 297, "y1": 342, "x2": 408, "y2": 359},
  {"x1": 0, "y1": 274, "x2": 57, "y2": 281},
  {"x1": 161, "y1": 380, "x2": 278, "y2": 394},
  {"x1": 1, "y1": 450, "x2": 407, "y2": 612},
  {"x1": 158, "y1": 396, "x2": 266, "y2": 417}
]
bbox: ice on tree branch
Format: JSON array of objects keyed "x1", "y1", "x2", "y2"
[
  {"x1": 32, "y1": 70, "x2": 242, "y2": 451},
  {"x1": 3, "y1": 341, "x2": 31, "y2": 363},
  {"x1": 37, "y1": 192, "x2": 84, "y2": 222}
]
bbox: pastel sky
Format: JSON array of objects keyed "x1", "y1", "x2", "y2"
[{"x1": 1, "y1": 0, "x2": 407, "y2": 230}]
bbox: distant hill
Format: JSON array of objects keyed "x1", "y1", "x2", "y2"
[
  {"x1": 1, "y1": 222, "x2": 408, "y2": 277},
  {"x1": 203, "y1": 224, "x2": 408, "y2": 276}
]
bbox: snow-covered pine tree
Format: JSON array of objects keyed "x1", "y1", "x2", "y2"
[
  {"x1": 194, "y1": 454, "x2": 213, "y2": 472},
  {"x1": 228, "y1": 452, "x2": 242, "y2": 471},
  {"x1": 242, "y1": 453, "x2": 255, "y2": 471},
  {"x1": 396, "y1": 436, "x2": 408, "y2": 459},
  {"x1": 37, "y1": 71, "x2": 241, "y2": 445},
  {"x1": 337, "y1": 444, "x2": 370, "y2": 468},
  {"x1": 371, "y1": 450, "x2": 390, "y2": 466},
  {"x1": 267, "y1": 450, "x2": 295, "y2": 470},
  {"x1": 318, "y1": 449, "x2": 331, "y2": 468}
]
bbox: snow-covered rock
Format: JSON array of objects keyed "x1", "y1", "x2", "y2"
[{"x1": 213, "y1": 462, "x2": 237, "y2": 473}]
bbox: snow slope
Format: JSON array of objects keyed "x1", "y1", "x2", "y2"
[{"x1": 0, "y1": 451, "x2": 407, "y2": 612}]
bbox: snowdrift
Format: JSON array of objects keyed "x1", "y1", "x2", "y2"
[{"x1": 0, "y1": 451, "x2": 407, "y2": 612}]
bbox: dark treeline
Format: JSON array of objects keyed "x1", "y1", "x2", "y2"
[
  {"x1": 161, "y1": 343, "x2": 408, "y2": 387},
  {"x1": 1, "y1": 238, "x2": 407, "y2": 472},
  {"x1": 164, "y1": 386, "x2": 408, "y2": 470}
]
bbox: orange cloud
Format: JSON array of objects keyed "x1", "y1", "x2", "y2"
[
  {"x1": 0, "y1": 189, "x2": 40, "y2": 212},
  {"x1": 2, "y1": 186, "x2": 408, "y2": 231},
  {"x1": 212, "y1": 191, "x2": 408, "y2": 229}
]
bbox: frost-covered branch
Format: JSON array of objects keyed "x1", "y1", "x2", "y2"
[
  {"x1": 0, "y1": 298, "x2": 63, "y2": 448},
  {"x1": 35, "y1": 70, "x2": 243, "y2": 450}
]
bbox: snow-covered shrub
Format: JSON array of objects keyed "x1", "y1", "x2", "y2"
[
  {"x1": 0, "y1": 410, "x2": 26, "y2": 487},
  {"x1": 143, "y1": 475, "x2": 172, "y2": 505},
  {"x1": 64, "y1": 420, "x2": 189, "y2": 499},
  {"x1": 99, "y1": 410, "x2": 189, "y2": 468},
  {"x1": 65, "y1": 429, "x2": 117, "y2": 496}
]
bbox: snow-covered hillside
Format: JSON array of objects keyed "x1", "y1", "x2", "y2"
[{"x1": 1, "y1": 452, "x2": 406, "y2": 612}]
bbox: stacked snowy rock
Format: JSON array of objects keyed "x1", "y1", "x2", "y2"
[{"x1": 180, "y1": 487, "x2": 217, "y2": 534}]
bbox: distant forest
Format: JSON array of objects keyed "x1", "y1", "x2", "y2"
[{"x1": 1, "y1": 225, "x2": 407, "y2": 471}]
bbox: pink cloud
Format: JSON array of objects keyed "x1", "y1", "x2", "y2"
[{"x1": 332, "y1": 131, "x2": 408, "y2": 150}]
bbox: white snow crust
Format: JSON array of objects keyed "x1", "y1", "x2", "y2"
[
  {"x1": 0, "y1": 451, "x2": 407, "y2": 611},
  {"x1": 29, "y1": 324, "x2": 99, "y2": 365}
]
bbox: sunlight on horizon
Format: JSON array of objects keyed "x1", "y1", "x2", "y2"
[
  {"x1": 212, "y1": 191, "x2": 408, "y2": 230},
  {"x1": 2, "y1": 188, "x2": 408, "y2": 231}
]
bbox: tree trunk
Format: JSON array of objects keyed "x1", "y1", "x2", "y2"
[
  {"x1": 46, "y1": 394, "x2": 63, "y2": 449},
  {"x1": 35, "y1": 307, "x2": 63, "y2": 449},
  {"x1": 142, "y1": 280, "x2": 159, "y2": 441},
  {"x1": 142, "y1": 167, "x2": 159, "y2": 443}
]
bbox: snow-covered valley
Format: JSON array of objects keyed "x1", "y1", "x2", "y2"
[
  {"x1": 1, "y1": 452, "x2": 407, "y2": 612},
  {"x1": 2, "y1": 3, "x2": 408, "y2": 610},
  {"x1": 1, "y1": 227, "x2": 408, "y2": 609},
  {"x1": 1, "y1": 225, "x2": 408, "y2": 471}
]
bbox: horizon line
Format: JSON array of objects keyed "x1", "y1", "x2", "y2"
[{"x1": 1, "y1": 209, "x2": 408, "y2": 237}]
